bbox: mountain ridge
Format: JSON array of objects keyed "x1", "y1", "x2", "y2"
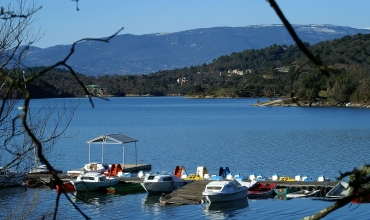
[{"x1": 20, "y1": 24, "x2": 370, "y2": 76}]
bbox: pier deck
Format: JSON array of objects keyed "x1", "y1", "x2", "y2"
[
  {"x1": 26, "y1": 163, "x2": 150, "y2": 187},
  {"x1": 159, "y1": 180, "x2": 339, "y2": 205}
]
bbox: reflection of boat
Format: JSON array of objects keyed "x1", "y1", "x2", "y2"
[
  {"x1": 0, "y1": 167, "x2": 25, "y2": 187},
  {"x1": 108, "y1": 182, "x2": 145, "y2": 195},
  {"x1": 202, "y1": 179, "x2": 248, "y2": 203},
  {"x1": 326, "y1": 181, "x2": 350, "y2": 198},
  {"x1": 203, "y1": 197, "x2": 249, "y2": 212},
  {"x1": 248, "y1": 182, "x2": 276, "y2": 198},
  {"x1": 142, "y1": 194, "x2": 161, "y2": 206},
  {"x1": 275, "y1": 194, "x2": 290, "y2": 200},
  {"x1": 141, "y1": 171, "x2": 192, "y2": 194},
  {"x1": 71, "y1": 172, "x2": 119, "y2": 192},
  {"x1": 29, "y1": 164, "x2": 63, "y2": 174},
  {"x1": 73, "y1": 191, "x2": 112, "y2": 206},
  {"x1": 274, "y1": 187, "x2": 299, "y2": 195},
  {"x1": 286, "y1": 189, "x2": 321, "y2": 198}
]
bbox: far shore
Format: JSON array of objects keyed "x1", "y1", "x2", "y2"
[{"x1": 251, "y1": 99, "x2": 370, "y2": 108}]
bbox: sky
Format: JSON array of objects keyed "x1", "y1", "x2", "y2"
[{"x1": 7, "y1": 0, "x2": 370, "y2": 48}]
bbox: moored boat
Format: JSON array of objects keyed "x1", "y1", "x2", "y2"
[
  {"x1": 29, "y1": 164, "x2": 63, "y2": 174},
  {"x1": 326, "y1": 181, "x2": 350, "y2": 198},
  {"x1": 202, "y1": 179, "x2": 248, "y2": 203},
  {"x1": 71, "y1": 172, "x2": 119, "y2": 192},
  {"x1": 183, "y1": 166, "x2": 210, "y2": 181},
  {"x1": 0, "y1": 167, "x2": 25, "y2": 187},
  {"x1": 67, "y1": 162, "x2": 109, "y2": 176},
  {"x1": 256, "y1": 174, "x2": 268, "y2": 181},
  {"x1": 141, "y1": 171, "x2": 193, "y2": 194},
  {"x1": 286, "y1": 189, "x2": 321, "y2": 198},
  {"x1": 248, "y1": 182, "x2": 277, "y2": 198},
  {"x1": 279, "y1": 176, "x2": 296, "y2": 181}
]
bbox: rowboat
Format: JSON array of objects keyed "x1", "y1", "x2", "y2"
[
  {"x1": 248, "y1": 182, "x2": 277, "y2": 198},
  {"x1": 286, "y1": 189, "x2": 321, "y2": 198},
  {"x1": 326, "y1": 181, "x2": 350, "y2": 198}
]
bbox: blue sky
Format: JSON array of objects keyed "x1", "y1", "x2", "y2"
[{"x1": 16, "y1": 0, "x2": 370, "y2": 48}]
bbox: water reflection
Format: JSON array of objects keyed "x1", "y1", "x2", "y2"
[
  {"x1": 141, "y1": 194, "x2": 161, "y2": 206},
  {"x1": 274, "y1": 195, "x2": 291, "y2": 201},
  {"x1": 0, "y1": 186, "x2": 27, "y2": 199},
  {"x1": 73, "y1": 191, "x2": 114, "y2": 206},
  {"x1": 203, "y1": 198, "x2": 249, "y2": 219}
]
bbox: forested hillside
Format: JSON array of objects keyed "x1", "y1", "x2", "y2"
[{"x1": 5, "y1": 33, "x2": 370, "y2": 104}]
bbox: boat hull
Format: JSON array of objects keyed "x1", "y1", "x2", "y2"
[
  {"x1": 286, "y1": 189, "x2": 321, "y2": 198},
  {"x1": 204, "y1": 190, "x2": 248, "y2": 203},
  {"x1": 72, "y1": 177, "x2": 119, "y2": 192},
  {"x1": 326, "y1": 182, "x2": 350, "y2": 198},
  {"x1": 141, "y1": 181, "x2": 188, "y2": 194}
]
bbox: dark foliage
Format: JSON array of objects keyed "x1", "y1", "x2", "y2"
[{"x1": 4, "y1": 33, "x2": 370, "y2": 102}]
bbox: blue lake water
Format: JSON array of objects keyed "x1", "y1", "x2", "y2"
[{"x1": 1, "y1": 97, "x2": 370, "y2": 219}]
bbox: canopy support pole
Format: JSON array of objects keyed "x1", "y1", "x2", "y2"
[
  {"x1": 135, "y1": 142, "x2": 137, "y2": 165},
  {"x1": 122, "y1": 144, "x2": 125, "y2": 168},
  {"x1": 102, "y1": 142, "x2": 104, "y2": 164},
  {"x1": 88, "y1": 144, "x2": 91, "y2": 163}
]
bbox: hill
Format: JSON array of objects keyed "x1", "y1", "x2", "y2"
[
  {"x1": 19, "y1": 25, "x2": 370, "y2": 76},
  {"x1": 10, "y1": 33, "x2": 370, "y2": 106}
]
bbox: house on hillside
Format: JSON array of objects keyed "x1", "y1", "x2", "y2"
[
  {"x1": 228, "y1": 69, "x2": 244, "y2": 75},
  {"x1": 177, "y1": 77, "x2": 188, "y2": 85},
  {"x1": 86, "y1": 85, "x2": 107, "y2": 97}
]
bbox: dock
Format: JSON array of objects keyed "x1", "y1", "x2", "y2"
[
  {"x1": 159, "y1": 180, "x2": 339, "y2": 205},
  {"x1": 26, "y1": 163, "x2": 151, "y2": 187}
]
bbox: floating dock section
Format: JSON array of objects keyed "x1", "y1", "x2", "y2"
[{"x1": 159, "y1": 180, "x2": 339, "y2": 205}]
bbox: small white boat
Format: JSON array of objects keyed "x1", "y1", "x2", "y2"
[
  {"x1": 29, "y1": 164, "x2": 63, "y2": 174},
  {"x1": 141, "y1": 171, "x2": 192, "y2": 194},
  {"x1": 286, "y1": 189, "x2": 321, "y2": 198},
  {"x1": 326, "y1": 181, "x2": 350, "y2": 198},
  {"x1": 67, "y1": 162, "x2": 109, "y2": 176},
  {"x1": 0, "y1": 167, "x2": 25, "y2": 187},
  {"x1": 317, "y1": 175, "x2": 331, "y2": 182},
  {"x1": 71, "y1": 172, "x2": 119, "y2": 192},
  {"x1": 202, "y1": 179, "x2": 248, "y2": 203},
  {"x1": 256, "y1": 174, "x2": 268, "y2": 181}
]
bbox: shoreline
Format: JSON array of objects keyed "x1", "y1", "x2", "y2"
[{"x1": 251, "y1": 99, "x2": 370, "y2": 108}]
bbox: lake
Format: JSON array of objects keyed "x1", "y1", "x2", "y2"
[{"x1": 1, "y1": 97, "x2": 369, "y2": 219}]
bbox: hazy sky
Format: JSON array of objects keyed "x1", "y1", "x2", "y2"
[{"x1": 14, "y1": 0, "x2": 370, "y2": 48}]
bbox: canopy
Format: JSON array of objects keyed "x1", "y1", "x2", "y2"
[
  {"x1": 86, "y1": 133, "x2": 138, "y2": 167},
  {"x1": 87, "y1": 133, "x2": 138, "y2": 144}
]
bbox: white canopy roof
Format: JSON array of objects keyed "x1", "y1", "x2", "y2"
[
  {"x1": 87, "y1": 133, "x2": 138, "y2": 144},
  {"x1": 86, "y1": 133, "x2": 138, "y2": 166}
]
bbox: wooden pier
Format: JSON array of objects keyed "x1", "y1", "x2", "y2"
[
  {"x1": 25, "y1": 163, "x2": 150, "y2": 187},
  {"x1": 159, "y1": 180, "x2": 339, "y2": 205}
]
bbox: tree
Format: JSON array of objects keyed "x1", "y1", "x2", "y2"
[{"x1": 0, "y1": 1, "x2": 122, "y2": 219}]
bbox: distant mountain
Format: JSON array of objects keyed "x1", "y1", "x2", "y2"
[{"x1": 20, "y1": 24, "x2": 370, "y2": 76}]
